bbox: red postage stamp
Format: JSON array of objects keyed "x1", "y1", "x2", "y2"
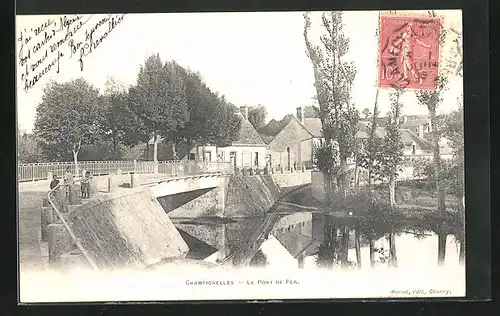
[{"x1": 378, "y1": 15, "x2": 441, "y2": 90}]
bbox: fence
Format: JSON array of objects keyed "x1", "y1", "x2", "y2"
[{"x1": 18, "y1": 160, "x2": 234, "y2": 182}]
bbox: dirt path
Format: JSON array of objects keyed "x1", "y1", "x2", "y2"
[{"x1": 18, "y1": 190, "x2": 47, "y2": 271}]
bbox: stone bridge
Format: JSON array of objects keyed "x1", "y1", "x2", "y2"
[
  {"x1": 39, "y1": 162, "x2": 233, "y2": 270},
  {"x1": 35, "y1": 163, "x2": 313, "y2": 271}
]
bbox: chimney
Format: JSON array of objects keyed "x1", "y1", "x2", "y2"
[
  {"x1": 240, "y1": 106, "x2": 248, "y2": 120},
  {"x1": 296, "y1": 106, "x2": 304, "y2": 124}
]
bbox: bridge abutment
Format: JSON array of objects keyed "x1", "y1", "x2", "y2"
[{"x1": 215, "y1": 177, "x2": 230, "y2": 217}]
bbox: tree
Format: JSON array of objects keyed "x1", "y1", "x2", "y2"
[
  {"x1": 18, "y1": 129, "x2": 42, "y2": 163},
  {"x1": 34, "y1": 78, "x2": 102, "y2": 175},
  {"x1": 362, "y1": 108, "x2": 372, "y2": 119},
  {"x1": 304, "y1": 105, "x2": 320, "y2": 118},
  {"x1": 416, "y1": 76, "x2": 449, "y2": 212},
  {"x1": 359, "y1": 89, "x2": 384, "y2": 189},
  {"x1": 383, "y1": 88, "x2": 405, "y2": 206},
  {"x1": 170, "y1": 67, "x2": 211, "y2": 154},
  {"x1": 98, "y1": 77, "x2": 137, "y2": 159},
  {"x1": 248, "y1": 105, "x2": 267, "y2": 130},
  {"x1": 128, "y1": 54, "x2": 189, "y2": 166},
  {"x1": 442, "y1": 99, "x2": 464, "y2": 198},
  {"x1": 207, "y1": 97, "x2": 242, "y2": 150},
  {"x1": 313, "y1": 140, "x2": 341, "y2": 202},
  {"x1": 358, "y1": 14, "x2": 383, "y2": 192},
  {"x1": 304, "y1": 11, "x2": 359, "y2": 198}
]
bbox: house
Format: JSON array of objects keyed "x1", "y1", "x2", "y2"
[
  {"x1": 264, "y1": 107, "x2": 388, "y2": 170},
  {"x1": 184, "y1": 106, "x2": 268, "y2": 168},
  {"x1": 399, "y1": 114, "x2": 432, "y2": 139},
  {"x1": 398, "y1": 114, "x2": 454, "y2": 158},
  {"x1": 264, "y1": 107, "x2": 322, "y2": 170}
]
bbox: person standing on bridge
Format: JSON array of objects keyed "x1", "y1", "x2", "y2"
[
  {"x1": 63, "y1": 167, "x2": 73, "y2": 197},
  {"x1": 49, "y1": 175, "x2": 60, "y2": 190},
  {"x1": 81, "y1": 171, "x2": 91, "y2": 198}
]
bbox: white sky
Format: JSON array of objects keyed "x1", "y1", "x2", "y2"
[{"x1": 16, "y1": 10, "x2": 463, "y2": 133}]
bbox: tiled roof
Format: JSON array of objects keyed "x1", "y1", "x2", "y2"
[
  {"x1": 302, "y1": 118, "x2": 323, "y2": 138},
  {"x1": 146, "y1": 115, "x2": 266, "y2": 147},
  {"x1": 399, "y1": 129, "x2": 433, "y2": 150},
  {"x1": 357, "y1": 122, "x2": 386, "y2": 139},
  {"x1": 259, "y1": 134, "x2": 275, "y2": 145},
  {"x1": 359, "y1": 117, "x2": 390, "y2": 127},
  {"x1": 234, "y1": 115, "x2": 267, "y2": 146},
  {"x1": 400, "y1": 115, "x2": 429, "y2": 129}
]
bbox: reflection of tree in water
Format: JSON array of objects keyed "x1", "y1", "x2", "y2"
[
  {"x1": 313, "y1": 191, "x2": 464, "y2": 269},
  {"x1": 315, "y1": 214, "x2": 355, "y2": 269}
]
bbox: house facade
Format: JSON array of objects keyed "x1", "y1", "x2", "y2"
[
  {"x1": 262, "y1": 107, "x2": 454, "y2": 175},
  {"x1": 265, "y1": 107, "x2": 323, "y2": 170},
  {"x1": 184, "y1": 106, "x2": 268, "y2": 168}
]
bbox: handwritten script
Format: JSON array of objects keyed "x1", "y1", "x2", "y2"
[{"x1": 17, "y1": 14, "x2": 125, "y2": 93}]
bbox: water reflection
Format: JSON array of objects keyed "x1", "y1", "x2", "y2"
[{"x1": 171, "y1": 210, "x2": 464, "y2": 271}]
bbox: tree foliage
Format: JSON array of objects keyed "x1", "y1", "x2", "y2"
[
  {"x1": 313, "y1": 140, "x2": 340, "y2": 175},
  {"x1": 415, "y1": 75, "x2": 449, "y2": 211},
  {"x1": 248, "y1": 105, "x2": 268, "y2": 130},
  {"x1": 382, "y1": 90, "x2": 405, "y2": 181},
  {"x1": 17, "y1": 130, "x2": 42, "y2": 163},
  {"x1": 362, "y1": 108, "x2": 372, "y2": 119},
  {"x1": 33, "y1": 78, "x2": 102, "y2": 162},
  {"x1": 98, "y1": 78, "x2": 139, "y2": 157},
  {"x1": 304, "y1": 11, "x2": 359, "y2": 196},
  {"x1": 206, "y1": 96, "x2": 242, "y2": 148},
  {"x1": 128, "y1": 54, "x2": 189, "y2": 162},
  {"x1": 304, "y1": 105, "x2": 320, "y2": 118}
]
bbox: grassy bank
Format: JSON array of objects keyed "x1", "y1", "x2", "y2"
[{"x1": 280, "y1": 183, "x2": 463, "y2": 237}]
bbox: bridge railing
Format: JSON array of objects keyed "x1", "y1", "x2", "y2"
[{"x1": 18, "y1": 160, "x2": 234, "y2": 182}]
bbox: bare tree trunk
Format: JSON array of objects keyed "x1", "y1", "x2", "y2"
[
  {"x1": 340, "y1": 226, "x2": 349, "y2": 268},
  {"x1": 153, "y1": 134, "x2": 159, "y2": 173},
  {"x1": 389, "y1": 91, "x2": 401, "y2": 209},
  {"x1": 354, "y1": 158, "x2": 359, "y2": 189},
  {"x1": 459, "y1": 233, "x2": 465, "y2": 265},
  {"x1": 388, "y1": 230, "x2": 398, "y2": 268},
  {"x1": 429, "y1": 108, "x2": 446, "y2": 212},
  {"x1": 369, "y1": 238, "x2": 376, "y2": 268},
  {"x1": 339, "y1": 158, "x2": 349, "y2": 198},
  {"x1": 355, "y1": 224, "x2": 362, "y2": 269},
  {"x1": 73, "y1": 150, "x2": 79, "y2": 178},
  {"x1": 389, "y1": 175, "x2": 396, "y2": 206},
  {"x1": 437, "y1": 224, "x2": 447, "y2": 266},
  {"x1": 367, "y1": 89, "x2": 380, "y2": 193}
]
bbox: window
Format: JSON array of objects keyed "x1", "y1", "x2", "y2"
[
  {"x1": 254, "y1": 152, "x2": 259, "y2": 166},
  {"x1": 412, "y1": 144, "x2": 416, "y2": 155},
  {"x1": 188, "y1": 153, "x2": 195, "y2": 160}
]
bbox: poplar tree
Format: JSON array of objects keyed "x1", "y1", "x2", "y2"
[{"x1": 304, "y1": 11, "x2": 359, "y2": 199}]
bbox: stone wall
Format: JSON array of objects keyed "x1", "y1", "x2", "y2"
[
  {"x1": 224, "y1": 175, "x2": 281, "y2": 218},
  {"x1": 68, "y1": 189, "x2": 189, "y2": 269},
  {"x1": 163, "y1": 189, "x2": 218, "y2": 218},
  {"x1": 271, "y1": 170, "x2": 311, "y2": 188}
]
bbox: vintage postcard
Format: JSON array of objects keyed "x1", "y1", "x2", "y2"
[{"x1": 16, "y1": 10, "x2": 465, "y2": 302}]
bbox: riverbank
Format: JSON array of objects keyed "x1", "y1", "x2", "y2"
[{"x1": 276, "y1": 184, "x2": 463, "y2": 234}]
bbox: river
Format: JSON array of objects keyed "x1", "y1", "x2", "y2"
[{"x1": 171, "y1": 210, "x2": 464, "y2": 271}]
